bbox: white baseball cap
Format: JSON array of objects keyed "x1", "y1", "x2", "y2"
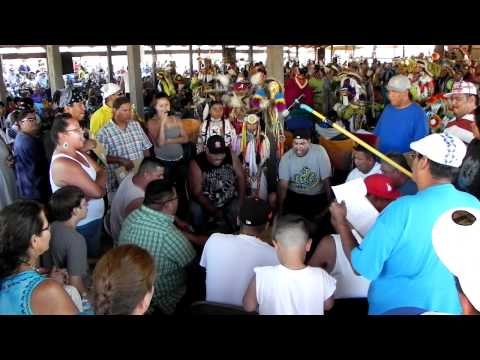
[
  {"x1": 432, "y1": 207, "x2": 480, "y2": 311},
  {"x1": 386, "y1": 75, "x2": 411, "y2": 92},
  {"x1": 410, "y1": 133, "x2": 467, "y2": 168},
  {"x1": 101, "y1": 83, "x2": 122, "y2": 99},
  {"x1": 445, "y1": 81, "x2": 478, "y2": 97}
]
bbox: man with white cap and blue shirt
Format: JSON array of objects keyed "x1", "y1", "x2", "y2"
[
  {"x1": 329, "y1": 132, "x2": 480, "y2": 314},
  {"x1": 374, "y1": 74, "x2": 428, "y2": 154},
  {"x1": 89, "y1": 83, "x2": 123, "y2": 137}
]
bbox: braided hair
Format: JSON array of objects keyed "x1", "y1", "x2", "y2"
[
  {"x1": 202, "y1": 101, "x2": 225, "y2": 145},
  {"x1": 91, "y1": 245, "x2": 155, "y2": 315}
]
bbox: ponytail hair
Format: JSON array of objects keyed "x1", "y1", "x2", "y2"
[
  {"x1": 50, "y1": 112, "x2": 73, "y2": 145},
  {"x1": 91, "y1": 245, "x2": 155, "y2": 315},
  {"x1": 0, "y1": 200, "x2": 44, "y2": 279}
]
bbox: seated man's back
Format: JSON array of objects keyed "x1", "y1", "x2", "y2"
[
  {"x1": 200, "y1": 233, "x2": 279, "y2": 306},
  {"x1": 118, "y1": 180, "x2": 196, "y2": 315},
  {"x1": 255, "y1": 264, "x2": 336, "y2": 315},
  {"x1": 110, "y1": 173, "x2": 144, "y2": 242}
]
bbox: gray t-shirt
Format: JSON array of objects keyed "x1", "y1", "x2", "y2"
[
  {"x1": 49, "y1": 222, "x2": 88, "y2": 278},
  {"x1": 278, "y1": 144, "x2": 332, "y2": 195}
]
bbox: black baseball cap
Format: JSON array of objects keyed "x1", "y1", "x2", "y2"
[
  {"x1": 292, "y1": 128, "x2": 312, "y2": 141},
  {"x1": 239, "y1": 197, "x2": 272, "y2": 226},
  {"x1": 207, "y1": 135, "x2": 227, "y2": 154}
]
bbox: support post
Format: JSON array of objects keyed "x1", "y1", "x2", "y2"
[
  {"x1": 151, "y1": 45, "x2": 157, "y2": 85},
  {"x1": 189, "y1": 45, "x2": 194, "y2": 74},
  {"x1": 127, "y1": 45, "x2": 144, "y2": 119},
  {"x1": 266, "y1": 45, "x2": 284, "y2": 89},
  {"x1": 106, "y1": 45, "x2": 115, "y2": 83},
  {"x1": 0, "y1": 56, "x2": 7, "y2": 104},
  {"x1": 46, "y1": 45, "x2": 65, "y2": 94}
]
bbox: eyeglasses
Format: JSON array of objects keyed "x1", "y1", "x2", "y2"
[
  {"x1": 414, "y1": 152, "x2": 424, "y2": 160},
  {"x1": 153, "y1": 196, "x2": 178, "y2": 206},
  {"x1": 450, "y1": 95, "x2": 468, "y2": 103},
  {"x1": 21, "y1": 117, "x2": 37, "y2": 123},
  {"x1": 65, "y1": 127, "x2": 84, "y2": 135},
  {"x1": 40, "y1": 223, "x2": 50, "y2": 233}
]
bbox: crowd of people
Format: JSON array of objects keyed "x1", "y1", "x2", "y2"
[{"x1": 1, "y1": 46, "x2": 480, "y2": 315}]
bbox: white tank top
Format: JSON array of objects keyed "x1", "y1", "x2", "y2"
[
  {"x1": 254, "y1": 265, "x2": 337, "y2": 315},
  {"x1": 50, "y1": 151, "x2": 105, "y2": 227},
  {"x1": 330, "y1": 234, "x2": 371, "y2": 299}
]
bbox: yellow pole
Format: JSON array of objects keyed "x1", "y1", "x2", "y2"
[{"x1": 300, "y1": 104, "x2": 413, "y2": 178}]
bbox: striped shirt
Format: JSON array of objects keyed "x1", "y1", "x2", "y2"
[
  {"x1": 118, "y1": 206, "x2": 196, "y2": 314},
  {"x1": 96, "y1": 119, "x2": 152, "y2": 193}
]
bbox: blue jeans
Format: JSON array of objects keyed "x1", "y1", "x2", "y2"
[
  {"x1": 77, "y1": 218, "x2": 103, "y2": 258},
  {"x1": 189, "y1": 197, "x2": 240, "y2": 232}
]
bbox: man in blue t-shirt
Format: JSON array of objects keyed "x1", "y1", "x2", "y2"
[
  {"x1": 329, "y1": 133, "x2": 480, "y2": 315},
  {"x1": 374, "y1": 75, "x2": 428, "y2": 153}
]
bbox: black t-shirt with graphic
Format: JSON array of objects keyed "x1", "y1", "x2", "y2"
[{"x1": 194, "y1": 149, "x2": 237, "y2": 207}]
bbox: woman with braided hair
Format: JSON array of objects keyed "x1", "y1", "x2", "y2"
[
  {"x1": 91, "y1": 244, "x2": 155, "y2": 315},
  {"x1": 240, "y1": 114, "x2": 270, "y2": 201}
]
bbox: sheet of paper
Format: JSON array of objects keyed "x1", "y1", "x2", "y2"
[{"x1": 332, "y1": 178, "x2": 379, "y2": 237}]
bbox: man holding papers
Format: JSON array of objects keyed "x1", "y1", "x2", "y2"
[
  {"x1": 308, "y1": 174, "x2": 399, "y2": 307},
  {"x1": 326, "y1": 133, "x2": 480, "y2": 315}
]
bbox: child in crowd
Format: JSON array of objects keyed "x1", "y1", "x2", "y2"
[
  {"x1": 243, "y1": 214, "x2": 336, "y2": 315},
  {"x1": 44, "y1": 186, "x2": 89, "y2": 299}
]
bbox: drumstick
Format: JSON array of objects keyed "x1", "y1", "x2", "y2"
[{"x1": 298, "y1": 102, "x2": 413, "y2": 178}]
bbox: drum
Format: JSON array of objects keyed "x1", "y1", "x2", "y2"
[{"x1": 181, "y1": 118, "x2": 202, "y2": 143}]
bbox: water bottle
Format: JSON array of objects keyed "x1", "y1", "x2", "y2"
[{"x1": 81, "y1": 293, "x2": 93, "y2": 315}]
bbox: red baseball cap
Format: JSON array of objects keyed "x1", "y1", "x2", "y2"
[{"x1": 364, "y1": 174, "x2": 401, "y2": 200}]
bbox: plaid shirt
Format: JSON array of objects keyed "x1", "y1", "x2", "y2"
[
  {"x1": 96, "y1": 119, "x2": 152, "y2": 193},
  {"x1": 118, "y1": 206, "x2": 196, "y2": 314}
]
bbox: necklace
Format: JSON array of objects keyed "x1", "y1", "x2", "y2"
[
  {"x1": 20, "y1": 259, "x2": 39, "y2": 273},
  {"x1": 295, "y1": 76, "x2": 308, "y2": 90}
]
